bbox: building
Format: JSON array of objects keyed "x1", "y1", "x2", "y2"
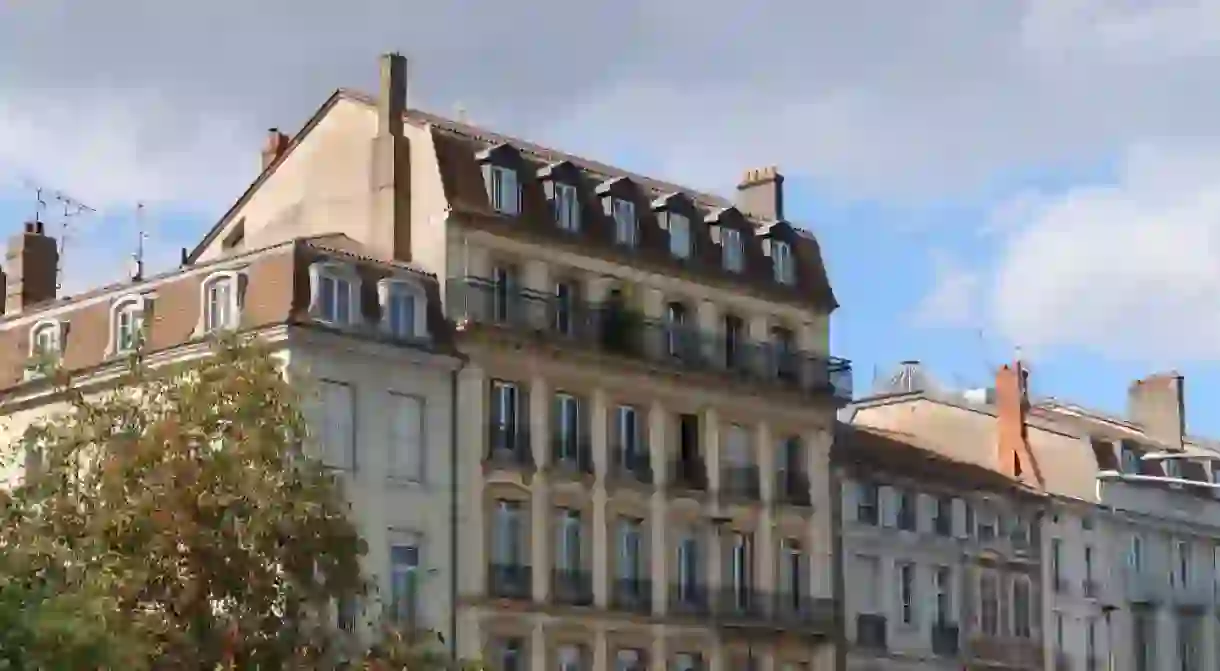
[
  {"x1": 0, "y1": 224, "x2": 462, "y2": 639},
  {"x1": 837, "y1": 375, "x2": 1046, "y2": 670},
  {"x1": 176, "y1": 53, "x2": 853, "y2": 670},
  {"x1": 847, "y1": 363, "x2": 1220, "y2": 671}
]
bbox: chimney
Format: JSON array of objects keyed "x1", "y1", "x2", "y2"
[
  {"x1": 5, "y1": 221, "x2": 59, "y2": 314},
  {"x1": 995, "y1": 361, "x2": 1043, "y2": 486},
  {"x1": 1128, "y1": 373, "x2": 1185, "y2": 449},
  {"x1": 260, "y1": 128, "x2": 290, "y2": 171},
  {"x1": 736, "y1": 166, "x2": 785, "y2": 221},
  {"x1": 369, "y1": 52, "x2": 411, "y2": 261}
]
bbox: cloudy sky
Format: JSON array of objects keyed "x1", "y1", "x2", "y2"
[{"x1": 3, "y1": 0, "x2": 1220, "y2": 432}]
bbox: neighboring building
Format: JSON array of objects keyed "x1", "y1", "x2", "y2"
[
  {"x1": 0, "y1": 225, "x2": 462, "y2": 639},
  {"x1": 847, "y1": 362, "x2": 1220, "y2": 671},
  {"x1": 181, "y1": 53, "x2": 851, "y2": 669},
  {"x1": 836, "y1": 408, "x2": 1045, "y2": 670}
]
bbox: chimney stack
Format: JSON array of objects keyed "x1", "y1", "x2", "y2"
[
  {"x1": 369, "y1": 52, "x2": 412, "y2": 261},
  {"x1": 736, "y1": 166, "x2": 785, "y2": 221},
  {"x1": 261, "y1": 128, "x2": 290, "y2": 171},
  {"x1": 5, "y1": 221, "x2": 59, "y2": 314},
  {"x1": 1128, "y1": 373, "x2": 1185, "y2": 449},
  {"x1": 995, "y1": 361, "x2": 1043, "y2": 486}
]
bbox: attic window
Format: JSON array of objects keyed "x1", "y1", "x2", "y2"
[
  {"x1": 612, "y1": 198, "x2": 636, "y2": 247},
  {"x1": 110, "y1": 295, "x2": 150, "y2": 356},
  {"x1": 485, "y1": 165, "x2": 520, "y2": 216},
  {"x1": 309, "y1": 262, "x2": 362, "y2": 326},
  {"x1": 772, "y1": 239, "x2": 794, "y2": 285},
  {"x1": 668, "y1": 213, "x2": 691, "y2": 259},
  {"x1": 722, "y1": 227, "x2": 744, "y2": 272},
  {"x1": 200, "y1": 270, "x2": 245, "y2": 334},
  {"x1": 553, "y1": 181, "x2": 580, "y2": 232}
]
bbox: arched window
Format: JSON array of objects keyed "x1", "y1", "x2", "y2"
[
  {"x1": 199, "y1": 270, "x2": 244, "y2": 333},
  {"x1": 308, "y1": 261, "x2": 362, "y2": 327},
  {"x1": 377, "y1": 277, "x2": 427, "y2": 339},
  {"x1": 110, "y1": 296, "x2": 148, "y2": 355}
]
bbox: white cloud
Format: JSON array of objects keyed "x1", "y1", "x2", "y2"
[
  {"x1": 911, "y1": 251, "x2": 981, "y2": 329},
  {"x1": 984, "y1": 140, "x2": 1220, "y2": 362},
  {"x1": 1, "y1": 0, "x2": 1219, "y2": 205}
]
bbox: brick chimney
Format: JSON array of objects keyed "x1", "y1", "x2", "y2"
[
  {"x1": 5, "y1": 221, "x2": 58, "y2": 314},
  {"x1": 1128, "y1": 372, "x2": 1185, "y2": 449},
  {"x1": 995, "y1": 361, "x2": 1044, "y2": 486},
  {"x1": 369, "y1": 52, "x2": 411, "y2": 261},
  {"x1": 736, "y1": 166, "x2": 785, "y2": 221},
  {"x1": 260, "y1": 128, "x2": 290, "y2": 171}
]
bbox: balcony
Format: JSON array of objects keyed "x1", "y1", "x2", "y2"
[
  {"x1": 550, "y1": 568, "x2": 594, "y2": 606},
  {"x1": 549, "y1": 435, "x2": 594, "y2": 476},
  {"x1": 931, "y1": 623, "x2": 960, "y2": 657},
  {"x1": 967, "y1": 635, "x2": 1041, "y2": 668},
  {"x1": 774, "y1": 470, "x2": 811, "y2": 507},
  {"x1": 485, "y1": 426, "x2": 534, "y2": 471},
  {"x1": 770, "y1": 593, "x2": 837, "y2": 633},
  {"x1": 856, "y1": 613, "x2": 887, "y2": 651},
  {"x1": 449, "y1": 278, "x2": 853, "y2": 403},
  {"x1": 609, "y1": 447, "x2": 653, "y2": 485},
  {"x1": 488, "y1": 563, "x2": 532, "y2": 600},
  {"x1": 610, "y1": 577, "x2": 653, "y2": 615},
  {"x1": 668, "y1": 457, "x2": 708, "y2": 493},
  {"x1": 719, "y1": 465, "x2": 761, "y2": 503},
  {"x1": 668, "y1": 582, "x2": 711, "y2": 616},
  {"x1": 713, "y1": 586, "x2": 767, "y2": 623}
]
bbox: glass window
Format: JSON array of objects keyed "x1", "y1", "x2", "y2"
[
  {"x1": 722, "y1": 227, "x2": 744, "y2": 272},
  {"x1": 669, "y1": 213, "x2": 691, "y2": 258},
  {"x1": 772, "y1": 239, "x2": 794, "y2": 284},
  {"x1": 384, "y1": 284, "x2": 416, "y2": 338},
  {"x1": 487, "y1": 165, "x2": 520, "y2": 215},
  {"x1": 554, "y1": 181, "x2": 580, "y2": 231},
  {"x1": 204, "y1": 276, "x2": 235, "y2": 331},
  {"x1": 613, "y1": 198, "x2": 636, "y2": 246}
]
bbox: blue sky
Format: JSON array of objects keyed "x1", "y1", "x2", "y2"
[{"x1": 4, "y1": 1, "x2": 1220, "y2": 435}]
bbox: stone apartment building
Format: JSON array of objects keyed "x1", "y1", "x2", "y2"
[
  {"x1": 845, "y1": 363, "x2": 1220, "y2": 671},
  {"x1": 0, "y1": 53, "x2": 852, "y2": 670}
]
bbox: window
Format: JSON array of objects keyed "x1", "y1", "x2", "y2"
[
  {"x1": 1122, "y1": 444, "x2": 1142, "y2": 474},
  {"x1": 771, "y1": 326, "x2": 796, "y2": 379},
  {"x1": 319, "y1": 381, "x2": 355, "y2": 469},
  {"x1": 677, "y1": 413, "x2": 700, "y2": 462},
  {"x1": 387, "y1": 393, "x2": 424, "y2": 481},
  {"x1": 336, "y1": 595, "x2": 358, "y2": 633},
  {"x1": 490, "y1": 380, "x2": 527, "y2": 453},
  {"x1": 934, "y1": 566, "x2": 952, "y2": 624},
  {"x1": 1052, "y1": 538, "x2": 1063, "y2": 589},
  {"x1": 669, "y1": 213, "x2": 691, "y2": 259},
  {"x1": 724, "y1": 424, "x2": 751, "y2": 466},
  {"x1": 389, "y1": 534, "x2": 421, "y2": 624},
  {"x1": 556, "y1": 509, "x2": 582, "y2": 570},
  {"x1": 772, "y1": 239, "x2": 794, "y2": 284},
  {"x1": 665, "y1": 302, "x2": 688, "y2": 358},
  {"x1": 779, "y1": 539, "x2": 803, "y2": 604},
  {"x1": 722, "y1": 227, "x2": 744, "y2": 272},
  {"x1": 896, "y1": 490, "x2": 917, "y2": 531},
  {"x1": 1130, "y1": 534, "x2": 1145, "y2": 575},
  {"x1": 1087, "y1": 618, "x2": 1097, "y2": 663},
  {"x1": 976, "y1": 505, "x2": 997, "y2": 541},
  {"x1": 617, "y1": 518, "x2": 643, "y2": 582},
  {"x1": 557, "y1": 645, "x2": 583, "y2": 671},
  {"x1": 113, "y1": 298, "x2": 145, "y2": 354},
  {"x1": 857, "y1": 482, "x2": 880, "y2": 525},
  {"x1": 934, "y1": 496, "x2": 953, "y2": 536},
  {"x1": 613, "y1": 404, "x2": 642, "y2": 465},
  {"x1": 612, "y1": 198, "x2": 636, "y2": 246},
  {"x1": 676, "y1": 530, "x2": 700, "y2": 600},
  {"x1": 1165, "y1": 458, "x2": 1181, "y2": 479},
  {"x1": 552, "y1": 393, "x2": 584, "y2": 464},
  {"x1": 729, "y1": 532, "x2": 754, "y2": 603},
  {"x1": 554, "y1": 181, "x2": 580, "y2": 231},
  {"x1": 486, "y1": 165, "x2": 520, "y2": 215},
  {"x1": 553, "y1": 281, "x2": 576, "y2": 336},
  {"x1": 1013, "y1": 577, "x2": 1032, "y2": 638},
  {"x1": 311, "y1": 264, "x2": 358, "y2": 326},
  {"x1": 857, "y1": 555, "x2": 881, "y2": 613},
  {"x1": 1176, "y1": 539, "x2": 1191, "y2": 588},
  {"x1": 202, "y1": 273, "x2": 239, "y2": 332},
  {"x1": 492, "y1": 500, "x2": 524, "y2": 565},
  {"x1": 30, "y1": 320, "x2": 61, "y2": 363},
  {"x1": 898, "y1": 562, "x2": 915, "y2": 625},
  {"x1": 380, "y1": 281, "x2": 419, "y2": 339},
  {"x1": 1054, "y1": 611, "x2": 1064, "y2": 650},
  {"x1": 491, "y1": 266, "x2": 517, "y2": 323},
  {"x1": 723, "y1": 314, "x2": 744, "y2": 369},
  {"x1": 615, "y1": 648, "x2": 644, "y2": 671},
  {"x1": 498, "y1": 638, "x2": 524, "y2": 671},
  {"x1": 980, "y1": 572, "x2": 999, "y2": 635},
  {"x1": 1085, "y1": 545, "x2": 1095, "y2": 595},
  {"x1": 673, "y1": 652, "x2": 702, "y2": 671}
]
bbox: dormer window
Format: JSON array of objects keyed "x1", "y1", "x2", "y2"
[
  {"x1": 110, "y1": 296, "x2": 149, "y2": 356},
  {"x1": 772, "y1": 239, "x2": 794, "y2": 285},
  {"x1": 31, "y1": 321, "x2": 61, "y2": 359},
  {"x1": 1164, "y1": 458, "x2": 1181, "y2": 479},
  {"x1": 200, "y1": 270, "x2": 244, "y2": 333},
  {"x1": 669, "y1": 213, "x2": 691, "y2": 259},
  {"x1": 1120, "y1": 443, "x2": 1142, "y2": 474},
  {"x1": 486, "y1": 165, "x2": 520, "y2": 216},
  {"x1": 613, "y1": 198, "x2": 636, "y2": 247},
  {"x1": 378, "y1": 278, "x2": 427, "y2": 340},
  {"x1": 722, "y1": 227, "x2": 744, "y2": 272},
  {"x1": 553, "y1": 182, "x2": 580, "y2": 232},
  {"x1": 309, "y1": 262, "x2": 362, "y2": 327}
]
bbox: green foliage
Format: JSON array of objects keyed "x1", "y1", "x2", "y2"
[{"x1": 0, "y1": 336, "x2": 466, "y2": 670}]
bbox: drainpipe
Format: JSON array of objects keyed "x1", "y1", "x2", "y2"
[{"x1": 448, "y1": 354, "x2": 467, "y2": 665}]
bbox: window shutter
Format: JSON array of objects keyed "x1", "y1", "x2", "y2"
[
  {"x1": 880, "y1": 486, "x2": 897, "y2": 527},
  {"x1": 842, "y1": 478, "x2": 858, "y2": 523},
  {"x1": 952, "y1": 498, "x2": 968, "y2": 538},
  {"x1": 917, "y1": 493, "x2": 935, "y2": 533}
]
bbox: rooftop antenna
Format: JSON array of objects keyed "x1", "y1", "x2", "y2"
[
  {"x1": 129, "y1": 202, "x2": 147, "y2": 282},
  {"x1": 51, "y1": 190, "x2": 95, "y2": 291},
  {"x1": 19, "y1": 178, "x2": 49, "y2": 224}
]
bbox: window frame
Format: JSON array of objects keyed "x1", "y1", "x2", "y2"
[
  {"x1": 772, "y1": 238, "x2": 795, "y2": 284},
  {"x1": 108, "y1": 294, "x2": 151, "y2": 357},
  {"x1": 553, "y1": 180, "x2": 580, "y2": 231},
  {"x1": 612, "y1": 198, "x2": 637, "y2": 247},
  {"x1": 308, "y1": 261, "x2": 362, "y2": 327},
  {"x1": 721, "y1": 226, "x2": 745, "y2": 272},
  {"x1": 387, "y1": 392, "x2": 426, "y2": 482},
  {"x1": 377, "y1": 277, "x2": 427, "y2": 340},
  {"x1": 197, "y1": 269, "x2": 245, "y2": 335},
  {"x1": 669, "y1": 212, "x2": 691, "y2": 259},
  {"x1": 487, "y1": 164, "x2": 521, "y2": 216}
]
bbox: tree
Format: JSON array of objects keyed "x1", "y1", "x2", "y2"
[{"x1": 0, "y1": 337, "x2": 469, "y2": 669}]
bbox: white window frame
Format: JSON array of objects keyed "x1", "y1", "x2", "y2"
[
  {"x1": 1012, "y1": 575, "x2": 1033, "y2": 638},
  {"x1": 897, "y1": 561, "x2": 915, "y2": 625},
  {"x1": 317, "y1": 379, "x2": 356, "y2": 470},
  {"x1": 387, "y1": 392, "x2": 425, "y2": 482},
  {"x1": 196, "y1": 269, "x2": 246, "y2": 335},
  {"x1": 487, "y1": 164, "x2": 521, "y2": 216},
  {"x1": 557, "y1": 644, "x2": 583, "y2": 671},
  {"x1": 108, "y1": 294, "x2": 152, "y2": 357},
  {"x1": 669, "y1": 212, "x2": 691, "y2": 259},
  {"x1": 722, "y1": 227, "x2": 744, "y2": 272},
  {"x1": 980, "y1": 570, "x2": 1000, "y2": 635},
  {"x1": 26, "y1": 318, "x2": 65, "y2": 380},
  {"x1": 377, "y1": 277, "x2": 427, "y2": 340},
  {"x1": 554, "y1": 181, "x2": 580, "y2": 231},
  {"x1": 308, "y1": 261, "x2": 362, "y2": 327},
  {"x1": 388, "y1": 530, "x2": 422, "y2": 626},
  {"x1": 612, "y1": 198, "x2": 637, "y2": 247},
  {"x1": 772, "y1": 239, "x2": 795, "y2": 285}
]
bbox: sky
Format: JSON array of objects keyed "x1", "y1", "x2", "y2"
[{"x1": 2, "y1": 0, "x2": 1220, "y2": 433}]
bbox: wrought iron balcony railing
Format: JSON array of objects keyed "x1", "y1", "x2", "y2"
[
  {"x1": 609, "y1": 446, "x2": 653, "y2": 484},
  {"x1": 719, "y1": 465, "x2": 761, "y2": 502},
  {"x1": 449, "y1": 278, "x2": 853, "y2": 402},
  {"x1": 487, "y1": 563, "x2": 532, "y2": 600},
  {"x1": 668, "y1": 457, "x2": 708, "y2": 492},
  {"x1": 550, "y1": 568, "x2": 594, "y2": 606},
  {"x1": 932, "y1": 623, "x2": 960, "y2": 656},
  {"x1": 610, "y1": 577, "x2": 653, "y2": 614},
  {"x1": 668, "y1": 582, "x2": 711, "y2": 616},
  {"x1": 549, "y1": 435, "x2": 594, "y2": 475},
  {"x1": 774, "y1": 470, "x2": 812, "y2": 506},
  {"x1": 485, "y1": 426, "x2": 534, "y2": 470}
]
